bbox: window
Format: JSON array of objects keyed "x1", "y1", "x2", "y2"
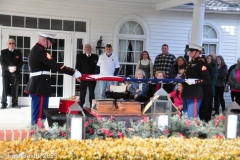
[
  {"x1": 203, "y1": 25, "x2": 218, "y2": 55},
  {"x1": 0, "y1": 14, "x2": 86, "y2": 32},
  {"x1": 118, "y1": 21, "x2": 145, "y2": 77},
  {"x1": 49, "y1": 38, "x2": 65, "y2": 97}
]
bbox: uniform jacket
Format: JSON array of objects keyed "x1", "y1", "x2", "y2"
[
  {"x1": 228, "y1": 69, "x2": 240, "y2": 90},
  {"x1": 183, "y1": 57, "x2": 211, "y2": 98},
  {"x1": 24, "y1": 43, "x2": 75, "y2": 96},
  {"x1": 1, "y1": 49, "x2": 23, "y2": 77},
  {"x1": 75, "y1": 53, "x2": 98, "y2": 74}
]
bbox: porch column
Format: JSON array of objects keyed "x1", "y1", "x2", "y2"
[{"x1": 190, "y1": 0, "x2": 206, "y2": 46}]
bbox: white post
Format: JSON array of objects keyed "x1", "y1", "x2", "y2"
[
  {"x1": 189, "y1": 0, "x2": 207, "y2": 61},
  {"x1": 226, "y1": 115, "x2": 238, "y2": 139}
]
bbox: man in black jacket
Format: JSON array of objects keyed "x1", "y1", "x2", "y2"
[
  {"x1": 76, "y1": 44, "x2": 98, "y2": 108},
  {"x1": 1, "y1": 39, "x2": 23, "y2": 109}
]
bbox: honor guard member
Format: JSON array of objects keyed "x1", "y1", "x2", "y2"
[
  {"x1": 183, "y1": 43, "x2": 210, "y2": 119},
  {"x1": 24, "y1": 32, "x2": 82, "y2": 125}
]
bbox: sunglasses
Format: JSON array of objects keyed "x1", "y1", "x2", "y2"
[{"x1": 9, "y1": 43, "x2": 15, "y2": 45}]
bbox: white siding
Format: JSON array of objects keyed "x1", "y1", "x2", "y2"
[{"x1": 0, "y1": 0, "x2": 239, "y2": 106}]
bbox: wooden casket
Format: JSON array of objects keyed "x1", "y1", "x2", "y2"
[
  {"x1": 91, "y1": 99, "x2": 142, "y2": 116},
  {"x1": 58, "y1": 98, "x2": 80, "y2": 114}
]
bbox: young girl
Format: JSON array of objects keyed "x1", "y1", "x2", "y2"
[
  {"x1": 168, "y1": 82, "x2": 183, "y2": 111},
  {"x1": 176, "y1": 66, "x2": 185, "y2": 79}
]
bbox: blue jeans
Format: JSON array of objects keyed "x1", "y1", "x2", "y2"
[
  {"x1": 183, "y1": 98, "x2": 202, "y2": 119},
  {"x1": 99, "y1": 81, "x2": 114, "y2": 99}
]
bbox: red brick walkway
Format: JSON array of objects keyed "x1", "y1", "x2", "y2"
[{"x1": 0, "y1": 130, "x2": 30, "y2": 141}]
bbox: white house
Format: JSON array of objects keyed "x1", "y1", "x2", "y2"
[{"x1": 0, "y1": 0, "x2": 239, "y2": 107}]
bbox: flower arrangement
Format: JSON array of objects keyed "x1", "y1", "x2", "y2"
[
  {"x1": 31, "y1": 114, "x2": 225, "y2": 140},
  {"x1": 30, "y1": 119, "x2": 67, "y2": 140}
]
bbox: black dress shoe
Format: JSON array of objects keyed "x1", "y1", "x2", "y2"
[{"x1": 1, "y1": 106, "x2": 6, "y2": 109}]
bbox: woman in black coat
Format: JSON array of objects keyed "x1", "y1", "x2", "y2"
[{"x1": 213, "y1": 55, "x2": 228, "y2": 115}]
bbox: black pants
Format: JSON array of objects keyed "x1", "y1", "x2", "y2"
[
  {"x1": 214, "y1": 86, "x2": 225, "y2": 114},
  {"x1": 231, "y1": 92, "x2": 240, "y2": 106},
  {"x1": 80, "y1": 81, "x2": 96, "y2": 107},
  {"x1": 199, "y1": 96, "x2": 212, "y2": 122},
  {"x1": 1, "y1": 76, "x2": 19, "y2": 106}
]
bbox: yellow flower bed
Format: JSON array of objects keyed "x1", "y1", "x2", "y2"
[{"x1": 0, "y1": 137, "x2": 240, "y2": 159}]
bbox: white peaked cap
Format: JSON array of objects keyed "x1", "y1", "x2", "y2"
[
  {"x1": 38, "y1": 32, "x2": 56, "y2": 38},
  {"x1": 189, "y1": 42, "x2": 203, "y2": 51}
]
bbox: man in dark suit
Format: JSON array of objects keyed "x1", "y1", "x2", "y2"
[
  {"x1": 1, "y1": 39, "x2": 23, "y2": 109},
  {"x1": 76, "y1": 44, "x2": 98, "y2": 108}
]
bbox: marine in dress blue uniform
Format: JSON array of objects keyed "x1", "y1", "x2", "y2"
[
  {"x1": 183, "y1": 43, "x2": 210, "y2": 119},
  {"x1": 24, "y1": 32, "x2": 82, "y2": 124}
]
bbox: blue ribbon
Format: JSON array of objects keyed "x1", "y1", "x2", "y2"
[{"x1": 123, "y1": 77, "x2": 185, "y2": 84}]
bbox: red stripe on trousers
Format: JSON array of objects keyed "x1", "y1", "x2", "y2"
[
  {"x1": 194, "y1": 98, "x2": 197, "y2": 118},
  {"x1": 38, "y1": 96, "x2": 44, "y2": 120}
]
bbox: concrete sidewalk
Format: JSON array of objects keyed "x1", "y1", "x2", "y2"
[{"x1": 0, "y1": 106, "x2": 31, "y2": 130}]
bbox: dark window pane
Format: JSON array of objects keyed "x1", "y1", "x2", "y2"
[
  {"x1": 12, "y1": 16, "x2": 24, "y2": 27},
  {"x1": 77, "y1": 39, "x2": 83, "y2": 50},
  {"x1": 0, "y1": 14, "x2": 11, "y2": 26},
  {"x1": 26, "y1": 17, "x2": 37, "y2": 29},
  {"x1": 23, "y1": 74, "x2": 30, "y2": 83},
  {"x1": 51, "y1": 75, "x2": 57, "y2": 85},
  {"x1": 24, "y1": 49, "x2": 30, "y2": 58},
  {"x1": 58, "y1": 75, "x2": 63, "y2": 85},
  {"x1": 51, "y1": 87, "x2": 56, "y2": 97},
  {"x1": 16, "y1": 36, "x2": 23, "y2": 48},
  {"x1": 59, "y1": 39, "x2": 65, "y2": 50},
  {"x1": 51, "y1": 39, "x2": 58, "y2": 50},
  {"x1": 51, "y1": 19, "x2": 62, "y2": 30},
  {"x1": 58, "y1": 51, "x2": 64, "y2": 62},
  {"x1": 63, "y1": 20, "x2": 74, "y2": 31},
  {"x1": 52, "y1": 51, "x2": 57, "y2": 60},
  {"x1": 57, "y1": 87, "x2": 63, "y2": 97},
  {"x1": 75, "y1": 21, "x2": 86, "y2": 32},
  {"x1": 52, "y1": 39, "x2": 58, "y2": 50},
  {"x1": 24, "y1": 37, "x2": 30, "y2": 48},
  {"x1": 39, "y1": 18, "x2": 50, "y2": 29}
]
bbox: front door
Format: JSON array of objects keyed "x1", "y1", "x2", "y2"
[{"x1": 0, "y1": 27, "x2": 74, "y2": 106}]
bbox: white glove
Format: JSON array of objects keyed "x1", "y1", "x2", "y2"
[
  {"x1": 8, "y1": 66, "x2": 16, "y2": 73},
  {"x1": 185, "y1": 79, "x2": 197, "y2": 85},
  {"x1": 74, "y1": 69, "x2": 82, "y2": 79}
]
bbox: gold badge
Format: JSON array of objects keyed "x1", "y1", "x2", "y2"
[
  {"x1": 46, "y1": 52, "x2": 53, "y2": 60},
  {"x1": 202, "y1": 66, "x2": 206, "y2": 71}
]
